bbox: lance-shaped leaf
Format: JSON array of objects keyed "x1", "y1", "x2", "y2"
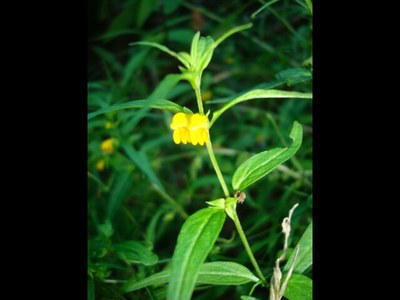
[
  {"x1": 211, "y1": 89, "x2": 312, "y2": 127},
  {"x1": 167, "y1": 208, "x2": 226, "y2": 300},
  {"x1": 113, "y1": 241, "x2": 158, "y2": 266},
  {"x1": 213, "y1": 23, "x2": 253, "y2": 48},
  {"x1": 197, "y1": 23, "x2": 252, "y2": 76},
  {"x1": 196, "y1": 36, "x2": 215, "y2": 73},
  {"x1": 88, "y1": 99, "x2": 192, "y2": 120},
  {"x1": 122, "y1": 261, "x2": 259, "y2": 292},
  {"x1": 130, "y1": 41, "x2": 189, "y2": 68},
  {"x1": 232, "y1": 121, "x2": 303, "y2": 191},
  {"x1": 283, "y1": 222, "x2": 312, "y2": 274}
]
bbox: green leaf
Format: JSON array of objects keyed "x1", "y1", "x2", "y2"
[
  {"x1": 275, "y1": 68, "x2": 312, "y2": 85},
  {"x1": 196, "y1": 36, "x2": 215, "y2": 72},
  {"x1": 106, "y1": 1, "x2": 136, "y2": 33},
  {"x1": 92, "y1": 47, "x2": 123, "y2": 73},
  {"x1": 137, "y1": 0, "x2": 157, "y2": 27},
  {"x1": 130, "y1": 41, "x2": 188, "y2": 67},
  {"x1": 107, "y1": 170, "x2": 132, "y2": 219},
  {"x1": 113, "y1": 241, "x2": 158, "y2": 266},
  {"x1": 206, "y1": 81, "x2": 286, "y2": 105},
  {"x1": 148, "y1": 74, "x2": 185, "y2": 100},
  {"x1": 251, "y1": 0, "x2": 280, "y2": 19},
  {"x1": 118, "y1": 74, "x2": 188, "y2": 132},
  {"x1": 188, "y1": 23, "x2": 252, "y2": 77},
  {"x1": 197, "y1": 261, "x2": 260, "y2": 285},
  {"x1": 121, "y1": 49, "x2": 149, "y2": 86},
  {"x1": 305, "y1": 0, "x2": 313, "y2": 15},
  {"x1": 88, "y1": 99, "x2": 191, "y2": 120},
  {"x1": 121, "y1": 143, "x2": 165, "y2": 192},
  {"x1": 98, "y1": 219, "x2": 114, "y2": 239},
  {"x1": 206, "y1": 198, "x2": 225, "y2": 209},
  {"x1": 177, "y1": 51, "x2": 192, "y2": 68},
  {"x1": 211, "y1": 89, "x2": 312, "y2": 126},
  {"x1": 232, "y1": 121, "x2": 303, "y2": 191},
  {"x1": 162, "y1": 0, "x2": 182, "y2": 14},
  {"x1": 122, "y1": 261, "x2": 259, "y2": 292},
  {"x1": 213, "y1": 23, "x2": 253, "y2": 48},
  {"x1": 283, "y1": 222, "x2": 312, "y2": 274},
  {"x1": 283, "y1": 274, "x2": 312, "y2": 300},
  {"x1": 167, "y1": 208, "x2": 226, "y2": 300},
  {"x1": 303, "y1": 56, "x2": 312, "y2": 67},
  {"x1": 190, "y1": 31, "x2": 200, "y2": 66},
  {"x1": 88, "y1": 277, "x2": 95, "y2": 300},
  {"x1": 224, "y1": 196, "x2": 238, "y2": 221},
  {"x1": 146, "y1": 206, "x2": 170, "y2": 245}
]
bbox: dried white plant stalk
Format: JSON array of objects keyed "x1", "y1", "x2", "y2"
[{"x1": 269, "y1": 203, "x2": 300, "y2": 300}]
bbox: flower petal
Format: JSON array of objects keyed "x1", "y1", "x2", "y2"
[
  {"x1": 191, "y1": 129, "x2": 200, "y2": 145},
  {"x1": 170, "y1": 112, "x2": 189, "y2": 129},
  {"x1": 173, "y1": 130, "x2": 181, "y2": 144},
  {"x1": 199, "y1": 128, "x2": 209, "y2": 145},
  {"x1": 181, "y1": 128, "x2": 190, "y2": 144}
]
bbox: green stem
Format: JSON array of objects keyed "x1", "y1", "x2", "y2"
[
  {"x1": 232, "y1": 209, "x2": 267, "y2": 286},
  {"x1": 193, "y1": 78, "x2": 228, "y2": 196},
  {"x1": 205, "y1": 140, "x2": 230, "y2": 197},
  {"x1": 190, "y1": 53, "x2": 265, "y2": 287},
  {"x1": 194, "y1": 79, "x2": 204, "y2": 114}
]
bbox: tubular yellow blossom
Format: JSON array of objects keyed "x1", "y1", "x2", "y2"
[
  {"x1": 96, "y1": 159, "x2": 105, "y2": 171},
  {"x1": 170, "y1": 112, "x2": 209, "y2": 146},
  {"x1": 101, "y1": 138, "x2": 113, "y2": 153},
  {"x1": 170, "y1": 112, "x2": 189, "y2": 129},
  {"x1": 170, "y1": 113, "x2": 191, "y2": 144},
  {"x1": 188, "y1": 113, "x2": 209, "y2": 146}
]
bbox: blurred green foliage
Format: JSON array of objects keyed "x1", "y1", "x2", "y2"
[{"x1": 88, "y1": 0, "x2": 312, "y2": 299}]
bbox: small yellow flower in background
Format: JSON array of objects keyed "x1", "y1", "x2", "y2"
[
  {"x1": 189, "y1": 113, "x2": 209, "y2": 146},
  {"x1": 105, "y1": 121, "x2": 112, "y2": 129},
  {"x1": 170, "y1": 112, "x2": 209, "y2": 146},
  {"x1": 101, "y1": 138, "x2": 113, "y2": 153},
  {"x1": 201, "y1": 90, "x2": 212, "y2": 102},
  {"x1": 225, "y1": 56, "x2": 234, "y2": 64},
  {"x1": 96, "y1": 159, "x2": 105, "y2": 171}
]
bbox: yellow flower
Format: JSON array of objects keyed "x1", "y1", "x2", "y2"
[
  {"x1": 170, "y1": 112, "x2": 209, "y2": 146},
  {"x1": 105, "y1": 121, "x2": 112, "y2": 129},
  {"x1": 101, "y1": 138, "x2": 113, "y2": 153},
  {"x1": 96, "y1": 159, "x2": 105, "y2": 171},
  {"x1": 170, "y1": 112, "x2": 191, "y2": 144},
  {"x1": 189, "y1": 113, "x2": 209, "y2": 146}
]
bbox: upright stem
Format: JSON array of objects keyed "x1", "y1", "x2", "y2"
[
  {"x1": 194, "y1": 79, "x2": 204, "y2": 114},
  {"x1": 193, "y1": 72, "x2": 265, "y2": 286},
  {"x1": 206, "y1": 140, "x2": 230, "y2": 197},
  {"x1": 232, "y1": 209, "x2": 267, "y2": 286},
  {"x1": 193, "y1": 79, "x2": 228, "y2": 196}
]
